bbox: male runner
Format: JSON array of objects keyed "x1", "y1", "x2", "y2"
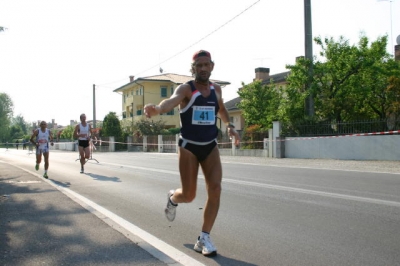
[
  {"x1": 30, "y1": 121, "x2": 54, "y2": 178},
  {"x1": 144, "y1": 50, "x2": 240, "y2": 256},
  {"x1": 73, "y1": 113, "x2": 92, "y2": 173}
]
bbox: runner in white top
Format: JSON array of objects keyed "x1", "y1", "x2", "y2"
[
  {"x1": 73, "y1": 113, "x2": 92, "y2": 173},
  {"x1": 30, "y1": 121, "x2": 54, "y2": 179}
]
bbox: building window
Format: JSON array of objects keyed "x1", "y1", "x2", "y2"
[
  {"x1": 135, "y1": 87, "x2": 143, "y2": 96},
  {"x1": 161, "y1": 87, "x2": 167, "y2": 97},
  {"x1": 170, "y1": 86, "x2": 174, "y2": 95},
  {"x1": 166, "y1": 109, "x2": 174, "y2": 115},
  {"x1": 136, "y1": 105, "x2": 143, "y2": 116}
]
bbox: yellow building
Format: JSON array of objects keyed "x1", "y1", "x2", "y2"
[{"x1": 113, "y1": 73, "x2": 230, "y2": 129}]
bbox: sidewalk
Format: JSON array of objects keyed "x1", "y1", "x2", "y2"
[{"x1": 0, "y1": 162, "x2": 168, "y2": 266}]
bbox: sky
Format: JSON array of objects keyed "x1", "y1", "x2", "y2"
[{"x1": 1, "y1": 0, "x2": 399, "y2": 126}]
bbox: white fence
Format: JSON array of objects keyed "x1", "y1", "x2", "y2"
[{"x1": 50, "y1": 127, "x2": 400, "y2": 161}]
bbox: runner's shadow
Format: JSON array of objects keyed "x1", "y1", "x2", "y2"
[
  {"x1": 183, "y1": 244, "x2": 258, "y2": 266},
  {"x1": 51, "y1": 180, "x2": 71, "y2": 188},
  {"x1": 85, "y1": 173, "x2": 121, "y2": 182}
]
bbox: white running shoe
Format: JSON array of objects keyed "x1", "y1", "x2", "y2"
[
  {"x1": 194, "y1": 234, "x2": 217, "y2": 256},
  {"x1": 165, "y1": 190, "x2": 177, "y2": 222}
]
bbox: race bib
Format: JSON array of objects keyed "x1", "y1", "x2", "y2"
[
  {"x1": 38, "y1": 139, "x2": 47, "y2": 144},
  {"x1": 192, "y1": 106, "x2": 215, "y2": 125}
]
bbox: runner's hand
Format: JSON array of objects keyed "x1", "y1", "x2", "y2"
[
  {"x1": 144, "y1": 104, "x2": 160, "y2": 118},
  {"x1": 228, "y1": 128, "x2": 240, "y2": 146}
]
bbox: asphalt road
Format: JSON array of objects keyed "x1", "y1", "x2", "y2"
[{"x1": 1, "y1": 149, "x2": 400, "y2": 266}]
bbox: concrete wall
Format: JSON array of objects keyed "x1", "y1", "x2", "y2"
[
  {"x1": 284, "y1": 135, "x2": 400, "y2": 160},
  {"x1": 50, "y1": 142, "x2": 76, "y2": 151},
  {"x1": 219, "y1": 148, "x2": 267, "y2": 157}
]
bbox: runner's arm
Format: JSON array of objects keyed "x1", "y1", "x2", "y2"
[
  {"x1": 144, "y1": 84, "x2": 189, "y2": 117},
  {"x1": 73, "y1": 125, "x2": 79, "y2": 139},
  {"x1": 30, "y1": 130, "x2": 38, "y2": 146}
]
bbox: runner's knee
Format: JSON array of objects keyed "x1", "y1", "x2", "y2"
[
  {"x1": 182, "y1": 191, "x2": 196, "y2": 203},
  {"x1": 208, "y1": 182, "x2": 222, "y2": 197}
]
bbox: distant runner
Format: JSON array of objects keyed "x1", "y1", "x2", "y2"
[
  {"x1": 30, "y1": 121, "x2": 54, "y2": 179},
  {"x1": 73, "y1": 113, "x2": 92, "y2": 173}
]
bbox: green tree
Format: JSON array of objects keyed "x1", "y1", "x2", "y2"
[
  {"x1": 102, "y1": 112, "x2": 122, "y2": 137},
  {"x1": 357, "y1": 53, "x2": 400, "y2": 120},
  {"x1": 167, "y1": 127, "x2": 180, "y2": 135},
  {"x1": 59, "y1": 125, "x2": 75, "y2": 140},
  {"x1": 134, "y1": 119, "x2": 166, "y2": 136},
  {"x1": 237, "y1": 79, "x2": 281, "y2": 129},
  {"x1": 12, "y1": 115, "x2": 29, "y2": 135},
  {"x1": 278, "y1": 56, "x2": 312, "y2": 133},
  {"x1": 102, "y1": 112, "x2": 125, "y2": 150},
  {"x1": 9, "y1": 125, "x2": 24, "y2": 140},
  {"x1": 386, "y1": 76, "x2": 400, "y2": 115},
  {"x1": 285, "y1": 34, "x2": 398, "y2": 125},
  {"x1": 0, "y1": 93, "x2": 14, "y2": 142},
  {"x1": 120, "y1": 119, "x2": 133, "y2": 134}
]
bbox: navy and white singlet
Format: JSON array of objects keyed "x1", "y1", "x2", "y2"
[
  {"x1": 179, "y1": 81, "x2": 220, "y2": 161},
  {"x1": 179, "y1": 81, "x2": 220, "y2": 144}
]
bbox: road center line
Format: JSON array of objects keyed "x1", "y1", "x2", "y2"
[
  {"x1": 225, "y1": 179, "x2": 400, "y2": 207},
  {"x1": 103, "y1": 162, "x2": 400, "y2": 207}
]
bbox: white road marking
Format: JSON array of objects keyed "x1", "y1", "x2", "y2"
[
  {"x1": 55, "y1": 186, "x2": 205, "y2": 266},
  {"x1": 3, "y1": 156, "x2": 399, "y2": 266},
  {"x1": 5, "y1": 161, "x2": 205, "y2": 266},
  {"x1": 5, "y1": 180, "x2": 42, "y2": 184},
  {"x1": 222, "y1": 161, "x2": 400, "y2": 175},
  {"x1": 103, "y1": 162, "x2": 400, "y2": 207},
  {"x1": 225, "y1": 179, "x2": 400, "y2": 207}
]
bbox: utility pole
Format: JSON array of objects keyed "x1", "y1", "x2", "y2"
[
  {"x1": 93, "y1": 84, "x2": 96, "y2": 129},
  {"x1": 131, "y1": 102, "x2": 134, "y2": 133},
  {"x1": 304, "y1": 0, "x2": 314, "y2": 116}
]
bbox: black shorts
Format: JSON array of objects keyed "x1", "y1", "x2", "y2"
[
  {"x1": 78, "y1": 140, "x2": 89, "y2": 148},
  {"x1": 178, "y1": 139, "x2": 217, "y2": 162}
]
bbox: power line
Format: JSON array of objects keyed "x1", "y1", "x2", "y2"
[
  {"x1": 134, "y1": 0, "x2": 261, "y2": 77},
  {"x1": 97, "y1": 0, "x2": 260, "y2": 88}
]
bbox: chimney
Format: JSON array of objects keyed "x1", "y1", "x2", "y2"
[
  {"x1": 129, "y1": 76, "x2": 135, "y2": 82},
  {"x1": 254, "y1": 67, "x2": 270, "y2": 81}
]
